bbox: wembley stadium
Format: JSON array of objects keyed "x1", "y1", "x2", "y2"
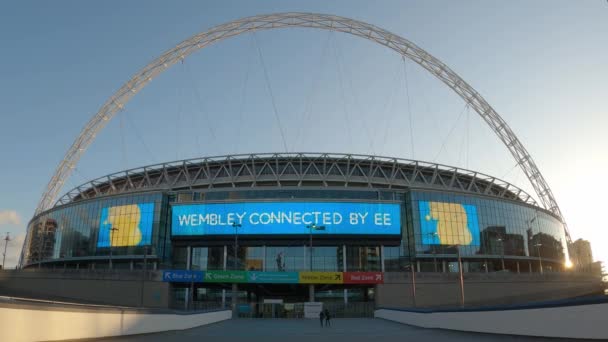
[
  {"x1": 11, "y1": 13, "x2": 601, "y2": 313},
  {"x1": 20, "y1": 153, "x2": 572, "y2": 309}
]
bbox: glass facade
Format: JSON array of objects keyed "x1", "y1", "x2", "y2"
[
  {"x1": 23, "y1": 187, "x2": 569, "y2": 273},
  {"x1": 23, "y1": 193, "x2": 163, "y2": 267},
  {"x1": 411, "y1": 192, "x2": 567, "y2": 261}
]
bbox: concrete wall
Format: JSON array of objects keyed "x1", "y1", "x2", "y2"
[
  {"x1": 0, "y1": 270, "x2": 169, "y2": 308},
  {"x1": 375, "y1": 303, "x2": 608, "y2": 340},
  {"x1": 1, "y1": 270, "x2": 603, "y2": 310},
  {"x1": 0, "y1": 302, "x2": 231, "y2": 342},
  {"x1": 377, "y1": 272, "x2": 604, "y2": 308}
]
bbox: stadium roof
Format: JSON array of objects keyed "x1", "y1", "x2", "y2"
[{"x1": 53, "y1": 153, "x2": 538, "y2": 209}]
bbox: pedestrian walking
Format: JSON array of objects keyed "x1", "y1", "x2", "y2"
[
  {"x1": 319, "y1": 309, "x2": 325, "y2": 327},
  {"x1": 324, "y1": 308, "x2": 331, "y2": 327}
]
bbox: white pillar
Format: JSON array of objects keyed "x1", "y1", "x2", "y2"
[
  {"x1": 186, "y1": 246, "x2": 192, "y2": 270},
  {"x1": 223, "y1": 245, "x2": 227, "y2": 270}
]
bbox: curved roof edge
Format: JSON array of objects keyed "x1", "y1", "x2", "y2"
[{"x1": 54, "y1": 152, "x2": 538, "y2": 208}]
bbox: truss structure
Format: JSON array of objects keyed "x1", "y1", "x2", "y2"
[
  {"x1": 34, "y1": 12, "x2": 569, "y2": 239},
  {"x1": 54, "y1": 153, "x2": 538, "y2": 209}
]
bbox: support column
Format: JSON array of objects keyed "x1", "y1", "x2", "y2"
[
  {"x1": 517, "y1": 261, "x2": 520, "y2": 274},
  {"x1": 309, "y1": 284, "x2": 315, "y2": 302},
  {"x1": 380, "y1": 245, "x2": 385, "y2": 272},
  {"x1": 232, "y1": 283, "x2": 238, "y2": 317},
  {"x1": 184, "y1": 287, "x2": 189, "y2": 311},
  {"x1": 186, "y1": 246, "x2": 192, "y2": 310},
  {"x1": 262, "y1": 245, "x2": 266, "y2": 271},
  {"x1": 223, "y1": 245, "x2": 228, "y2": 311},
  {"x1": 223, "y1": 245, "x2": 228, "y2": 270},
  {"x1": 343, "y1": 245, "x2": 347, "y2": 272}
]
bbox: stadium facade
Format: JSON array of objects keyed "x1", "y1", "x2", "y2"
[{"x1": 21, "y1": 153, "x2": 570, "y2": 306}]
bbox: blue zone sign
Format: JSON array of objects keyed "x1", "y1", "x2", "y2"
[
  {"x1": 171, "y1": 202, "x2": 401, "y2": 236},
  {"x1": 162, "y1": 270, "x2": 204, "y2": 282}
]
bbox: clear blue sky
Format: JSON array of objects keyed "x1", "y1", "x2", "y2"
[{"x1": 0, "y1": 0, "x2": 606, "y2": 268}]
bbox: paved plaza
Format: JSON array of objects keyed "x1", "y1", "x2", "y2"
[{"x1": 98, "y1": 318, "x2": 567, "y2": 342}]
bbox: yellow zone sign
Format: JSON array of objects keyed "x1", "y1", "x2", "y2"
[{"x1": 299, "y1": 272, "x2": 343, "y2": 284}]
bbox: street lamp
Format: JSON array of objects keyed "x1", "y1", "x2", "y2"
[
  {"x1": 306, "y1": 224, "x2": 326, "y2": 271},
  {"x1": 456, "y1": 245, "x2": 465, "y2": 307},
  {"x1": 427, "y1": 231, "x2": 464, "y2": 307},
  {"x1": 140, "y1": 245, "x2": 148, "y2": 307},
  {"x1": 231, "y1": 222, "x2": 242, "y2": 270},
  {"x1": 109, "y1": 227, "x2": 119, "y2": 269},
  {"x1": 2, "y1": 232, "x2": 11, "y2": 270},
  {"x1": 534, "y1": 243, "x2": 543, "y2": 274},
  {"x1": 527, "y1": 213, "x2": 543, "y2": 274},
  {"x1": 428, "y1": 232, "x2": 439, "y2": 272},
  {"x1": 497, "y1": 237, "x2": 505, "y2": 270}
]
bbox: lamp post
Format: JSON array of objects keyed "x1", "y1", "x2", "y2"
[
  {"x1": 140, "y1": 245, "x2": 148, "y2": 307},
  {"x1": 456, "y1": 245, "x2": 465, "y2": 307},
  {"x1": 231, "y1": 222, "x2": 242, "y2": 270},
  {"x1": 406, "y1": 260, "x2": 417, "y2": 308},
  {"x1": 306, "y1": 224, "x2": 325, "y2": 271},
  {"x1": 109, "y1": 227, "x2": 119, "y2": 269},
  {"x1": 497, "y1": 237, "x2": 505, "y2": 270},
  {"x1": 2, "y1": 232, "x2": 10, "y2": 270},
  {"x1": 37, "y1": 220, "x2": 48, "y2": 269},
  {"x1": 527, "y1": 213, "x2": 542, "y2": 274},
  {"x1": 428, "y1": 232, "x2": 439, "y2": 273},
  {"x1": 534, "y1": 243, "x2": 543, "y2": 274}
]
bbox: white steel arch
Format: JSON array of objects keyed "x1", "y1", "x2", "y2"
[{"x1": 35, "y1": 12, "x2": 569, "y2": 238}]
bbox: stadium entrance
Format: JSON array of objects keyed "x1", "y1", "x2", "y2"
[{"x1": 170, "y1": 279, "x2": 377, "y2": 318}]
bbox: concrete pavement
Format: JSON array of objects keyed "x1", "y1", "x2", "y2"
[{"x1": 96, "y1": 318, "x2": 567, "y2": 341}]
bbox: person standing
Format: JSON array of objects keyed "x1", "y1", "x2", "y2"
[
  {"x1": 324, "y1": 308, "x2": 331, "y2": 327},
  {"x1": 319, "y1": 309, "x2": 325, "y2": 327},
  {"x1": 276, "y1": 252, "x2": 284, "y2": 272}
]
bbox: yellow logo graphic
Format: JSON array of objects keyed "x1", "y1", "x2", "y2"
[
  {"x1": 104, "y1": 204, "x2": 143, "y2": 247},
  {"x1": 425, "y1": 202, "x2": 473, "y2": 245}
]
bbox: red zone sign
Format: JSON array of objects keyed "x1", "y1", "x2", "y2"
[{"x1": 343, "y1": 272, "x2": 384, "y2": 284}]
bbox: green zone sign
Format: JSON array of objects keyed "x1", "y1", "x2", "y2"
[{"x1": 204, "y1": 271, "x2": 247, "y2": 283}]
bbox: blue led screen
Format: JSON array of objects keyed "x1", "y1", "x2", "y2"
[{"x1": 171, "y1": 202, "x2": 401, "y2": 236}]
